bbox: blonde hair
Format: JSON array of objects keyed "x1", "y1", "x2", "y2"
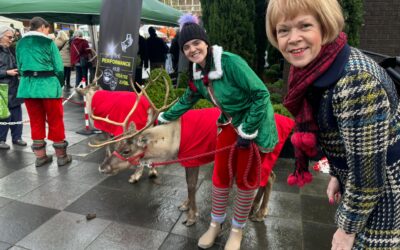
[
  {"x1": 57, "y1": 30, "x2": 69, "y2": 41},
  {"x1": 266, "y1": 0, "x2": 344, "y2": 48}
]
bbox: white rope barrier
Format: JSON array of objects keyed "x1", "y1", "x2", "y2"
[{"x1": 0, "y1": 82, "x2": 85, "y2": 126}]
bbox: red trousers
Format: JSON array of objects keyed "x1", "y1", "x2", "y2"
[
  {"x1": 212, "y1": 125, "x2": 266, "y2": 190},
  {"x1": 24, "y1": 98, "x2": 66, "y2": 142}
]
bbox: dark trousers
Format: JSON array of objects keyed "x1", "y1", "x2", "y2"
[
  {"x1": 0, "y1": 105, "x2": 23, "y2": 142},
  {"x1": 64, "y1": 67, "x2": 71, "y2": 87},
  {"x1": 75, "y1": 65, "x2": 88, "y2": 86}
]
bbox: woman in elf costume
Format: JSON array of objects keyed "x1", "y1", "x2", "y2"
[
  {"x1": 158, "y1": 14, "x2": 277, "y2": 250},
  {"x1": 266, "y1": 0, "x2": 400, "y2": 249},
  {"x1": 16, "y1": 17, "x2": 72, "y2": 167}
]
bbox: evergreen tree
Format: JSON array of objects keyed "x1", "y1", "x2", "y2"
[
  {"x1": 201, "y1": 0, "x2": 256, "y2": 67},
  {"x1": 340, "y1": 0, "x2": 364, "y2": 47}
]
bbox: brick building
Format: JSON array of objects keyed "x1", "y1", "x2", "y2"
[
  {"x1": 359, "y1": 0, "x2": 400, "y2": 57},
  {"x1": 159, "y1": 0, "x2": 201, "y2": 16}
]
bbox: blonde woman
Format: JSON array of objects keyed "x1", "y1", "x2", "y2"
[
  {"x1": 266, "y1": 0, "x2": 400, "y2": 249},
  {"x1": 55, "y1": 30, "x2": 72, "y2": 88}
]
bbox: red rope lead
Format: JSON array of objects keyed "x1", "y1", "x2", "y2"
[
  {"x1": 151, "y1": 144, "x2": 235, "y2": 167},
  {"x1": 228, "y1": 143, "x2": 261, "y2": 190}
]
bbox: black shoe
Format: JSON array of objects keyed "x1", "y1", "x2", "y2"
[{"x1": 13, "y1": 139, "x2": 27, "y2": 146}]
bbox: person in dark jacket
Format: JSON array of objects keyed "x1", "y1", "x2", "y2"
[
  {"x1": 146, "y1": 26, "x2": 168, "y2": 69},
  {"x1": 70, "y1": 30, "x2": 89, "y2": 85},
  {"x1": 0, "y1": 25, "x2": 26, "y2": 149}
]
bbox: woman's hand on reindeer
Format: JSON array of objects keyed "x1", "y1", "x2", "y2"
[
  {"x1": 331, "y1": 228, "x2": 355, "y2": 250},
  {"x1": 327, "y1": 176, "x2": 341, "y2": 204},
  {"x1": 236, "y1": 136, "x2": 252, "y2": 149}
]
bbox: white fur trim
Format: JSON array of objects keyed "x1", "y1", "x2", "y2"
[
  {"x1": 208, "y1": 45, "x2": 223, "y2": 80},
  {"x1": 193, "y1": 63, "x2": 202, "y2": 80},
  {"x1": 238, "y1": 124, "x2": 258, "y2": 140},
  {"x1": 22, "y1": 31, "x2": 52, "y2": 39},
  {"x1": 192, "y1": 45, "x2": 224, "y2": 80},
  {"x1": 158, "y1": 112, "x2": 171, "y2": 124}
]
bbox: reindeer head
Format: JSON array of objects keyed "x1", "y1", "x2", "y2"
[{"x1": 98, "y1": 123, "x2": 152, "y2": 175}]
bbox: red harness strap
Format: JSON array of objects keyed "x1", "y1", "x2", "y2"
[{"x1": 112, "y1": 151, "x2": 146, "y2": 166}]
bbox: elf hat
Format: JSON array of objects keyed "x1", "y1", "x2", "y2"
[{"x1": 178, "y1": 14, "x2": 210, "y2": 49}]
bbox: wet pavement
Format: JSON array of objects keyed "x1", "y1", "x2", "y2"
[{"x1": 0, "y1": 87, "x2": 337, "y2": 250}]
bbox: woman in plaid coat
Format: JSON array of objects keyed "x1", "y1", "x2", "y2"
[{"x1": 266, "y1": 0, "x2": 400, "y2": 249}]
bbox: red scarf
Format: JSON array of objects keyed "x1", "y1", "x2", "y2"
[{"x1": 283, "y1": 32, "x2": 347, "y2": 187}]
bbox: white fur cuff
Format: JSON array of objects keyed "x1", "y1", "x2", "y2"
[
  {"x1": 238, "y1": 124, "x2": 258, "y2": 140},
  {"x1": 158, "y1": 112, "x2": 171, "y2": 124}
]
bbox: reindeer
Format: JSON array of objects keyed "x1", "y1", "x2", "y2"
[
  {"x1": 76, "y1": 72, "x2": 175, "y2": 181},
  {"x1": 98, "y1": 109, "x2": 295, "y2": 226}
]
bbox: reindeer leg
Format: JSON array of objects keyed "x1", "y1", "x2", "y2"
[
  {"x1": 182, "y1": 166, "x2": 200, "y2": 227},
  {"x1": 251, "y1": 171, "x2": 276, "y2": 222},
  {"x1": 129, "y1": 165, "x2": 144, "y2": 184},
  {"x1": 249, "y1": 186, "x2": 264, "y2": 220},
  {"x1": 148, "y1": 166, "x2": 158, "y2": 179}
]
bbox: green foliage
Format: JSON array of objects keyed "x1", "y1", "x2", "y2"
[
  {"x1": 269, "y1": 64, "x2": 281, "y2": 72},
  {"x1": 340, "y1": 0, "x2": 364, "y2": 47},
  {"x1": 264, "y1": 69, "x2": 279, "y2": 79},
  {"x1": 177, "y1": 71, "x2": 189, "y2": 89},
  {"x1": 145, "y1": 68, "x2": 177, "y2": 109},
  {"x1": 270, "y1": 92, "x2": 283, "y2": 104},
  {"x1": 254, "y1": 0, "x2": 268, "y2": 75},
  {"x1": 266, "y1": 79, "x2": 284, "y2": 89},
  {"x1": 175, "y1": 88, "x2": 214, "y2": 109},
  {"x1": 201, "y1": 0, "x2": 256, "y2": 67},
  {"x1": 273, "y1": 104, "x2": 293, "y2": 118}
]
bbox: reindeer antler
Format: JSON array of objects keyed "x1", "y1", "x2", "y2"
[{"x1": 89, "y1": 72, "x2": 177, "y2": 148}]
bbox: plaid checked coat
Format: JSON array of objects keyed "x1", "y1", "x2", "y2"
[{"x1": 312, "y1": 46, "x2": 400, "y2": 249}]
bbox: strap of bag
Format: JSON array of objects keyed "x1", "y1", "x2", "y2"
[
  {"x1": 72, "y1": 42, "x2": 80, "y2": 56},
  {"x1": 58, "y1": 41, "x2": 67, "y2": 51}
]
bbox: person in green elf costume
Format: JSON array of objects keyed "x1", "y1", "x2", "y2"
[
  {"x1": 158, "y1": 14, "x2": 277, "y2": 250},
  {"x1": 16, "y1": 17, "x2": 72, "y2": 167}
]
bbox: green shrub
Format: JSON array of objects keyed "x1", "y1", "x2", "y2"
[
  {"x1": 177, "y1": 71, "x2": 189, "y2": 89},
  {"x1": 269, "y1": 64, "x2": 281, "y2": 72},
  {"x1": 270, "y1": 92, "x2": 283, "y2": 104},
  {"x1": 175, "y1": 88, "x2": 213, "y2": 109},
  {"x1": 273, "y1": 104, "x2": 293, "y2": 118},
  {"x1": 145, "y1": 68, "x2": 177, "y2": 109}
]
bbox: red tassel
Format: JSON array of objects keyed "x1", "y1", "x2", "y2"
[
  {"x1": 287, "y1": 174, "x2": 298, "y2": 186},
  {"x1": 291, "y1": 133, "x2": 302, "y2": 148},
  {"x1": 303, "y1": 172, "x2": 313, "y2": 183},
  {"x1": 302, "y1": 133, "x2": 316, "y2": 148}
]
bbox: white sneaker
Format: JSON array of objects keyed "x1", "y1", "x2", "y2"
[{"x1": 0, "y1": 141, "x2": 10, "y2": 150}]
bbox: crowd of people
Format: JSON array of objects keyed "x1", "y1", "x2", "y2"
[{"x1": 0, "y1": 0, "x2": 399, "y2": 248}]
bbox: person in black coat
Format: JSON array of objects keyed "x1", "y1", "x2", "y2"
[
  {"x1": 0, "y1": 25, "x2": 26, "y2": 149},
  {"x1": 146, "y1": 27, "x2": 168, "y2": 69}
]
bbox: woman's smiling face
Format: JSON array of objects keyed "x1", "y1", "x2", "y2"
[
  {"x1": 182, "y1": 39, "x2": 208, "y2": 68},
  {"x1": 276, "y1": 14, "x2": 323, "y2": 68}
]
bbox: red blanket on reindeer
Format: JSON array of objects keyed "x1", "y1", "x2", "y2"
[
  {"x1": 179, "y1": 108, "x2": 295, "y2": 187},
  {"x1": 91, "y1": 90, "x2": 151, "y2": 136}
]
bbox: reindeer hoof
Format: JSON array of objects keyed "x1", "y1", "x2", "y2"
[
  {"x1": 178, "y1": 204, "x2": 189, "y2": 211},
  {"x1": 182, "y1": 218, "x2": 197, "y2": 227},
  {"x1": 149, "y1": 173, "x2": 158, "y2": 179},
  {"x1": 250, "y1": 210, "x2": 268, "y2": 222},
  {"x1": 129, "y1": 178, "x2": 138, "y2": 184}
]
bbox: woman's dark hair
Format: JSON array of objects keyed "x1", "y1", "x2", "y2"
[
  {"x1": 29, "y1": 17, "x2": 50, "y2": 31},
  {"x1": 188, "y1": 46, "x2": 213, "y2": 81}
]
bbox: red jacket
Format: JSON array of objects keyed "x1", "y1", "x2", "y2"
[{"x1": 70, "y1": 38, "x2": 89, "y2": 65}]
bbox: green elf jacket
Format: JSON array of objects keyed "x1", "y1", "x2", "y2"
[
  {"x1": 16, "y1": 31, "x2": 64, "y2": 98},
  {"x1": 160, "y1": 45, "x2": 278, "y2": 152}
]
